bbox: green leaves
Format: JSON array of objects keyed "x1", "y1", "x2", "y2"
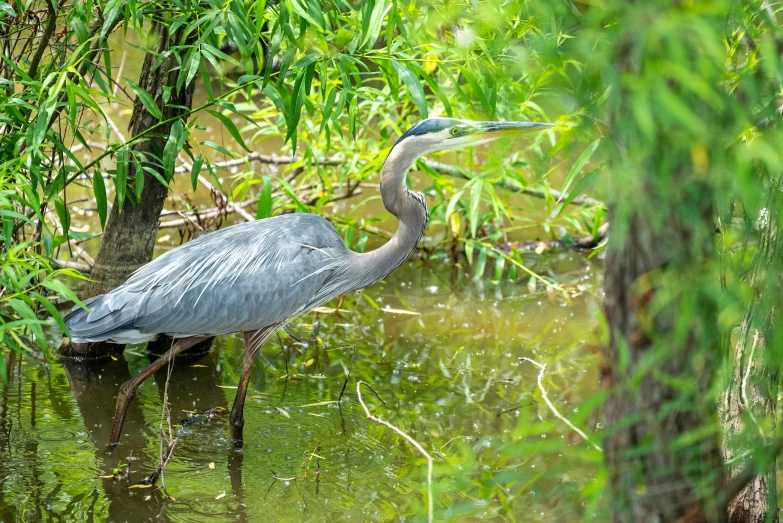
[
  {"x1": 92, "y1": 169, "x2": 108, "y2": 229},
  {"x1": 182, "y1": 47, "x2": 202, "y2": 92},
  {"x1": 256, "y1": 175, "x2": 273, "y2": 219},
  {"x1": 116, "y1": 146, "x2": 129, "y2": 211},
  {"x1": 53, "y1": 197, "x2": 70, "y2": 236},
  {"x1": 285, "y1": 62, "x2": 316, "y2": 150},
  {"x1": 191, "y1": 155, "x2": 204, "y2": 191},
  {"x1": 559, "y1": 139, "x2": 600, "y2": 203},
  {"x1": 124, "y1": 78, "x2": 162, "y2": 120},
  {"x1": 557, "y1": 166, "x2": 602, "y2": 217},
  {"x1": 101, "y1": 0, "x2": 122, "y2": 38},
  {"x1": 392, "y1": 60, "x2": 428, "y2": 118},
  {"x1": 469, "y1": 179, "x2": 484, "y2": 238},
  {"x1": 207, "y1": 110, "x2": 251, "y2": 152},
  {"x1": 0, "y1": 235, "x2": 90, "y2": 363},
  {"x1": 361, "y1": 0, "x2": 389, "y2": 50},
  {"x1": 162, "y1": 120, "x2": 187, "y2": 179}
]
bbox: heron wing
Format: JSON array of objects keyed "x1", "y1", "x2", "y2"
[{"x1": 70, "y1": 214, "x2": 349, "y2": 339}]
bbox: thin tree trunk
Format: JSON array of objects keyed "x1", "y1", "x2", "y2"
[
  {"x1": 721, "y1": 188, "x2": 783, "y2": 523},
  {"x1": 602, "y1": 201, "x2": 726, "y2": 521},
  {"x1": 58, "y1": 25, "x2": 196, "y2": 360},
  {"x1": 599, "y1": 2, "x2": 728, "y2": 518}
]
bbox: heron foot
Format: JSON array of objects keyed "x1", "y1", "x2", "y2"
[{"x1": 106, "y1": 336, "x2": 210, "y2": 447}]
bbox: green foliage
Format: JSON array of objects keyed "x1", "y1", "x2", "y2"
[{"x1": 0, "y1": 234, "x2": 88, "y2": 380}]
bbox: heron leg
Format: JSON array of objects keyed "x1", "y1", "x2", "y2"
[
  {"x1": 109, "y1": 336, "x2": 210, "y2": 447},
  {"x1": 230, "y1": 325, "x2": 278, "y2": 445}
]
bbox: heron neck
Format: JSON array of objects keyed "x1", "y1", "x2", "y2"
[
  {"x1": 380, "y1": 142, "x2": 418, "y2": 218},
  {"x1": 357, "y1": 142, "x2": 427, "y2": 281}
]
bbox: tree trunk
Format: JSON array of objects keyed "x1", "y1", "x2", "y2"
[
  {"x1": 599, "y1": 2, "x2": 729, "y2": 518},
  {"x1": 721, "y1": 189, "x2": 783, "y2": 523},
  {"x1": 58, "y1": 25, "x2": 196, "y2": 360},
  {"x1": 602, "y1": 199, "x2": 726, "y2": 521}
]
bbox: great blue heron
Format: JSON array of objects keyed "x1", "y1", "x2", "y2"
[{"x1": 63, "y1": 117, "x2": 552, "y2": 446}]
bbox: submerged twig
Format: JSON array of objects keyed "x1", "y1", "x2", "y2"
[
  {"x1": 519, "y1": 357, "x2": 602, "y2": 451},
  {"x1": 496, "y1": 400, "x2": 534, "y2": 418},
  {"x1": 337, "y1": 347, "x2": 356, "y2": 403},
  {"x1": 356, "y1": 381, "x2": 433, "y2": 523},
  {"x1": 143, "y1": 349, "x2": 178, "y2": 496},
  {"x1": 275, "y1": 332, "x2": 289, "y2": 375},
  {"x1": 263, "y1": 443, "x2": 323, "y2": 512}
]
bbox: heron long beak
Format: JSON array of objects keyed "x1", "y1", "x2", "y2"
[{"x1": 477, "y1": 121, "x2": 554, "y2": 138}]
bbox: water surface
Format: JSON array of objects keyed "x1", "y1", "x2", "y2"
[{"x1": 0, "y1": 255, "x2": 602, "y2": 521}]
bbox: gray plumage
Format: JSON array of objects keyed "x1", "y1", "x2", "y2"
[{"x1": 64, "y1": 118, "x2": 552, "y2": 345}]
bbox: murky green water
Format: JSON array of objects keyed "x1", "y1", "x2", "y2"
[{"x1": 0, "y1": 254, "x2": 602, "y2": 521}]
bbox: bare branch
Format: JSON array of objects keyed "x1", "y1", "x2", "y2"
[
  {"x1": 27, "y1": 0, "x2": 58, "y2": 79},
  {"x1": 519, "y1": 357, "x2": 602, "y2": 451},
  {"x1": 170, "y1": 151, "x2": 601, "y2": 211},
  {"x1": 52, "y1": 259, "x2": 91, "y2": 272},
  {"x1": 143, "y1": 349, "x2": 178, "y2": 497},
  {"x1": 421, "y1": 159, "x2": 605, "y2": 208},
  {"x1": 69, "y1": 241, "x2": 94, "y2": 267},
  {"x1": 112, "y1": 50, "x2": 126, "y2": 97},
  {"x1": 356, "y1": 381, "x2": 433, "y2": 523},
  {"x1": 174, "y1": 152, "x2": 343, "y2": 174},
  {"x1": 158, "y1": 186, "x2": 363, "y2": 229}
]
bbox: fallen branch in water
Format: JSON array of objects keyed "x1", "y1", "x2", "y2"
[
  {"x1": 356, "y1": 381, "x2": 433, "y2": 523},
  {"x1": 329, "y1": 215, "x2": 391, "y2": 239},
  {"x1": 170, "y1": 153, "x2": 604, "y2": 208},
  {"x1": 519, "y1": 357, "x2": 602, "y2": 451},
  {"x1": 510, "y1": 222, "x2": 609, "y2": 253},
  {"x1": 197, "y1": 173, "x2": 255, "y2": 222},
  {"x1": 68, "y1": 240, "x2": 95, "y2": 267}
]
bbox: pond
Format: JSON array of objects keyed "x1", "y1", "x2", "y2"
[{"x1": 0, "y1": 254, "x2": 602, "y2": 521}]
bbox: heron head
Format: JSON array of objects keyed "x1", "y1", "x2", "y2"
[{"x1": 395, "y1": 117, "x2": 553, "y2": 155}]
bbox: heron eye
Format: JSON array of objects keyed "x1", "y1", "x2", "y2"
[{"x1": 450, "y1": 127, "x2": 459, "y2": 136}]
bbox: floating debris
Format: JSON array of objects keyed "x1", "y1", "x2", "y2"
[{"x1": 180, "y1": 406, "x2": 226, "y2": 426}]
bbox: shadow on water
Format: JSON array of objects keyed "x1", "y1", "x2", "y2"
[{"x1": 0, "y1": 257, "x2": 603, "y2": 521}]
